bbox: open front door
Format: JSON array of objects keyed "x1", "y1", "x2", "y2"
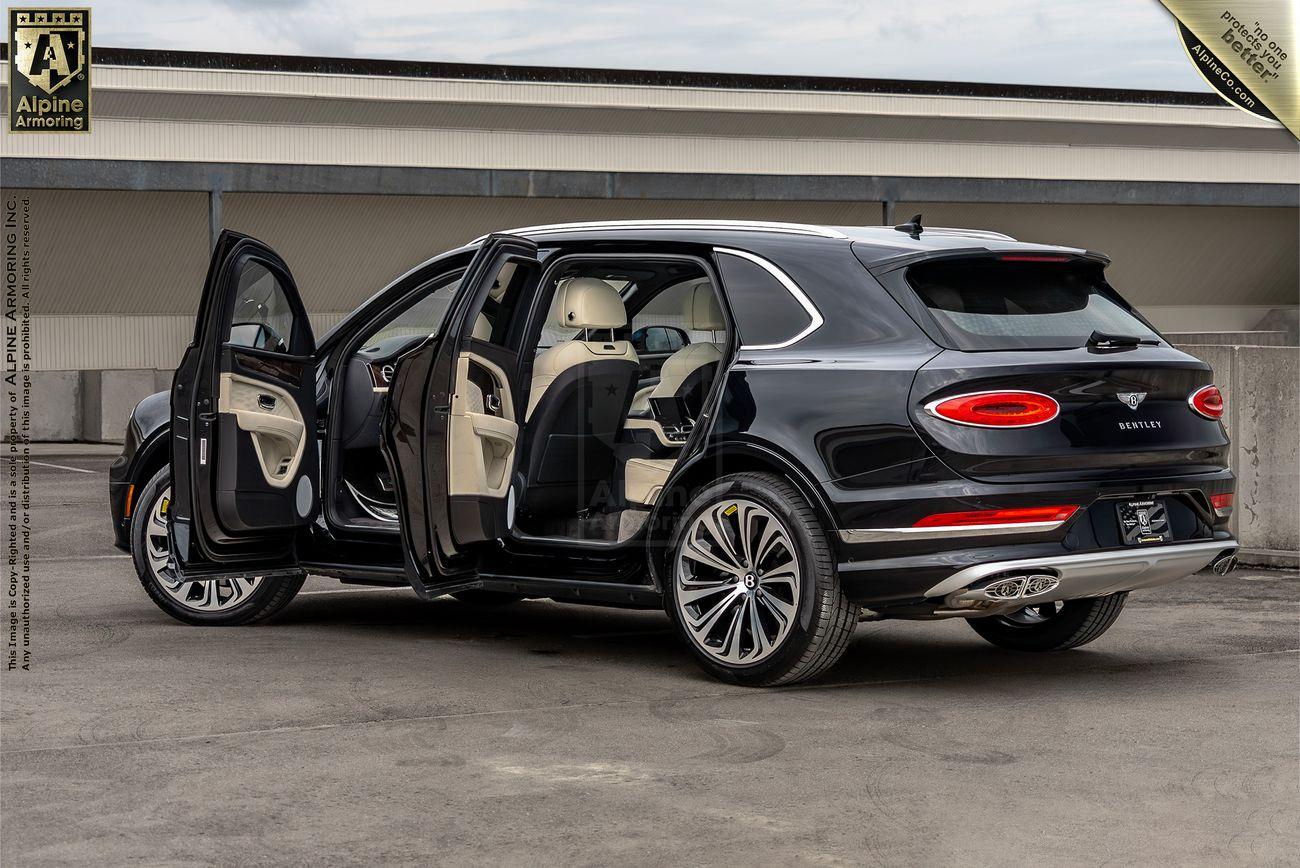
[
  {"x1": 382, "y1": 234, "x2": 539, "y2": 594},
  {"x1": 169, "y1": 230, "x2": 319, "y2": 581}
]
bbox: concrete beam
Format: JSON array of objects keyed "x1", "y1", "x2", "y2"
[
  {"x1": 208, "y1": 188, "x2": 222, "y2": 251},
  {"x1": 4, "y1": 158, "x2": 1294, "y2": 208}
]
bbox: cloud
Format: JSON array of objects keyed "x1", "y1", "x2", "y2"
[{"x1": 50, "y1": 0, "x2": 1210, "y2": 91}]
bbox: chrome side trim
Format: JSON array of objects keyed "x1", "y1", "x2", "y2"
[
  {"x1": 472, "y1": 220, "x2": 850, "y2": 244},
  {"x1": 715, "y1": 247, "x2": 825, "y2": 351},
  {"x1": 923, "y1": 539, "x2": 1234, "y2": 601},
  {"x1": 839, "y1": 519, "x2": 1066, "y2": 544}
]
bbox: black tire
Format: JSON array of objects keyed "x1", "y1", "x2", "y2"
[
  {"x1": 967, "y1": 593, "x2": 1127, "y2": 652},
  {"x1": 665, "y1": 472, "x2": 858, "y2": 687},
  {"x1": 449, "y1": 590, "x2": 526, "y2": 606},
  {"x1": 130, "y1": 466, "x2": 306, "y2": 626}
]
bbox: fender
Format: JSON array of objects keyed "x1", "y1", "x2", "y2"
[{"x1": 644, "y1": 436, "x2": 839, "y2": 590}]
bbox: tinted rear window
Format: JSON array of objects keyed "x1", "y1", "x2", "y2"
[
  {"x1": 716, "y1": 251, "x2": 812, "y2": 347},
  {"x1": 904, "y1": 258, "x2": 1159, "y2": 351}
]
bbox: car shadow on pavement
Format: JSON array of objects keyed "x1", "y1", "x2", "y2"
[{"x1": 269, "y1": 588, "x2": 1218, "y2": 692}]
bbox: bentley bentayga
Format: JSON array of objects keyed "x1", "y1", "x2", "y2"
[{"x1": 110, "y1": 220, "x2": 1238, "y2": 685}]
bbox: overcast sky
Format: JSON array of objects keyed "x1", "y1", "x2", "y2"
[{"x1": 60, "y1": 0, "x2": 1209, "y2": 92}]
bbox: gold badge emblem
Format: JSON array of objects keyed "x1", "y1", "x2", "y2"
[{"x1": 8, "y1": 8, "x2": 91, "y2": 132}]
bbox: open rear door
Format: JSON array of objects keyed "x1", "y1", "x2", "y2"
[
  {"x1": 169, "y1": 230, "x2": 319, "y2": 581},
  {"x1": 382, "y1": 234, "x2": 539, "y2": 594}
]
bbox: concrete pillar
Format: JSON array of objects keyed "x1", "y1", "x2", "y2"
[{"x1": 209, "y1": 188, "x2": 223, "y2": 251}]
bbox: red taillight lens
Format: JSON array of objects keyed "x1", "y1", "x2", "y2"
[
  {"x1": 1188, "y1": 385, "x2": 1225, "y2": 420},
  {"x1": 926, "y1": 391, "x2": 1060, "y2": 428},
  {"x1": 913, "y1": 505, "x2": 1079, "y2": 528},
  {"x1": 1210, "y1": 493, "x2": 1233, "y2": 515}
]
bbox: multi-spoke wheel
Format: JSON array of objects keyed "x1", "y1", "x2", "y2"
[
  {"x1": 968, "y1": 593, "x2": 1128, "y2": 652},
  {"x1": 676, "y1": 498, "x2": 801, "y2": 665},
  {"x1": 130, "y1": 466, "x2": 305, "y2": 625},
  {"x1": 666, "y1": 472, "x2": 858, "y2": 686},
  {"x1": 143, "y1": 486, "x2": 264, "y2": 611}
]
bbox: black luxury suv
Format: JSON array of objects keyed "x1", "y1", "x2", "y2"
[{"x1": 109, "y1": 219, "x2": 1239, "y2": 686}]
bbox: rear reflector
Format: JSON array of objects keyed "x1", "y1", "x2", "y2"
[
  {"x1": 1189, "y1": 385, "x2": 1225, "y2": 420},
  {"x1": 912, "y1": 505, "x2": 1079, "y2": 528},
  {"x1": 925, "y1": 390, "x2": 1060, "y2": 428},
  {"x1": 997, "y1": 254, "x2": 1070, "y2": 262},
  {"x1": 1210, "y1": 492, "x2": 1233, "y2": 516}
]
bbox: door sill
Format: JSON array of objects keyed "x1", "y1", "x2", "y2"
[{"x1": 478, "y1": 574, "x2": 662, "y2": 609}]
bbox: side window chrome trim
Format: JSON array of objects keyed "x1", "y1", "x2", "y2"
[{"x1": 714, "y1": 247, "x2": 824, "y2": 351}]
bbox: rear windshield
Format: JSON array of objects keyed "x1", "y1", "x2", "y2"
[{"x1": 904, "y1": 257, "x2": 1160, "y2": 351}]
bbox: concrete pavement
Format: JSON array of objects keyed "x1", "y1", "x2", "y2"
[{"x1": 2, "y1": 449, "x2": 1297, "y2": 866}]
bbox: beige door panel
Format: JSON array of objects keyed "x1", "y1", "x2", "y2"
[
  {"x1": 219, "y1": 373, "x2": 306, "y2": 489},
  {"x1": 448, "y1": 352, "x2": 518, "y2": 499}
]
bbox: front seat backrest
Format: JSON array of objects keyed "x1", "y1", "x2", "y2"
[
  {"x1": 629, "y1": 280, "x2": 724, "y2": 417},
  {"x1": 521, "y1": 277, "x2": 640, "y2": 516}
]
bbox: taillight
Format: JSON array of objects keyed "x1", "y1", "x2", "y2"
[
  {"x1": 913, "y1": 505, "x2": 1079, "y2": 528},
  {"x1": 1210, "y1": 492, "x2": 1233, "y2": 517},
  {"x1": 925, "y1": 390, "x2": 1059, "y2": 428},
  {"x1": 1188, "y1": 385, "x2": 1225, "y2": 420}
]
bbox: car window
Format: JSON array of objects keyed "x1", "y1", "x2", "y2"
[
  {"x1": 715, "y1": 252, "x2": 812, "y2": 348},
  {"x1": 904, "y1": 257, "x2": 1160, "y2": 351},
  {"x1": 228, "y1": 260, "x2": 295, "y2": 353},
  {"x1": 361, "y1": 274, "x2": 462, "y2": 348},
  {"x1": 643, "y1": 327, "x2": 671, "y2": 353},
  {"x1": 628, "y1": 279, "x2": 713, "y2": 345}
]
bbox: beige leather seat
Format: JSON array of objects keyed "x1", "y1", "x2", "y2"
[
  {"x1": 625, "y1": 457, "x2": 675, "y2": 506},
  {"x1": 527, "y1": 278, "x2": 639, "y2": 417},
  {"x1": 520, "y1": 278, "x2": 641, "y2": 516},
  {"x1": 471, "y1": 264, "x2": 516, "y2": 341},
  {"x1": 629, "y1": 280, "x2": 725, "y2": 417}
]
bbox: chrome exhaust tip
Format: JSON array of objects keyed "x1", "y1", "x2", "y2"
[
  {"x1": 947, "y1": 572, "x2": 1061, "y2": 608},
  {"x1": 1210, "y1": 553, "x2": 1239, "y2": 576}
]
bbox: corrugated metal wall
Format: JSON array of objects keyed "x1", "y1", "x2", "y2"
[
  {"x1": 8, "y1": 118, "x2": 1294, "y2": 184},
  {"x1": 14, "y1": 188, "x2": 1298, "y2": 370}
]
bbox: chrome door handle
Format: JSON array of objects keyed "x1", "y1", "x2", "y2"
[{"x1": 257, "y1": 394, "x2": 276, "y2": 411}]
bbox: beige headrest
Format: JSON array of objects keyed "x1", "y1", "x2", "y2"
[
  {"x1": 553, "y1": 277, "x2": 626, "y2": 330},
  {"x1": 683, "y1": 281, "x2": 724, "y2": 330}
]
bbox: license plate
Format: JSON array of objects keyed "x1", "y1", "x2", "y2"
[{"x1": 1117, "y1": 498, "x2": 1172, "y2": 545}]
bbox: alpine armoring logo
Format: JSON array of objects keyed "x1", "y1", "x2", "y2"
[{"x1": 8, "y1": 8, "x2": 91, "y2": 133}]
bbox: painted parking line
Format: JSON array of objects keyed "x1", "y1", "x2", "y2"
[
  {"x1": 18, "y1": 460, "x2": 102, "y2": 474},
  {"x1": 39, "y1": 554, "x2": 132, "y2": 563}
]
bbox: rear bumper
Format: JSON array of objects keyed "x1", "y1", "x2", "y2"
[
  {"x1": 837, "y1": 530, "x2": 1238, "y2": 607},
  {"x1": 924, "y1": 539, "x2": 1236, "y2": 614}
]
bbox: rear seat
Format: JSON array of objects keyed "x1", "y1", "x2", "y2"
[{"x1": 624, "y1": 458, "x2": 675, "y2": 506}]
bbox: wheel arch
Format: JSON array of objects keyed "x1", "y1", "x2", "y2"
[
  {"x1": 133, "y1": 426, "x2": 172, "y2": 491},
  {"x1": 645, "y1": 440, "x2": 837, "y2": 590}
]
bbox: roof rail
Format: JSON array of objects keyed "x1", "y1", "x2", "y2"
[
  {"x1": 921, "y1": 227, "x2": 1018, "y2": 241},
  {"x1": 470, "y1": 219, "x2": 850, "y2": 244}
]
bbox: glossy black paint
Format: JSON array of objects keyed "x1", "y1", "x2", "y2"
[
  {"x1": 169, "y1": 231, "x2": 318, "y2": 580},
  {"x1": 113, "y1": 223, "x2": 1236, "y2": 610},
  {"x1": 381, "y1": 234, "x2": 539, "y2": 594},
  {"x1": 909, "y1": 347, "x2": 1227, "y2": 481},
  {"x1": 108, "y1": 389, "x2": 171, "y2": 548}
]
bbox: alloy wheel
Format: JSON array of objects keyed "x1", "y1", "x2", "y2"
[
  {"x1": 145, "y1": 485, "x2": 263, "y2": 612},
  {"x1": 675, "y1": 497, "x2": 801, "y2": 665}
]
